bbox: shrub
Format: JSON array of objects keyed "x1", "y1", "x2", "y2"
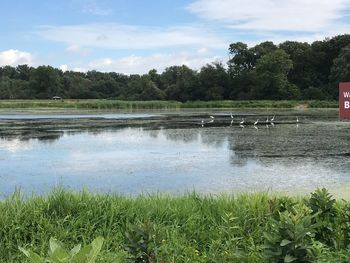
[
  {"x1": 306, "y1": 188, "x2": 337, "y2": 246},
  {"x1": 263, "y1": 205, "x2": 316, "y2": 263},
  {"x1": 19, "y1": 237, "x2": 104, "y2": 263}
]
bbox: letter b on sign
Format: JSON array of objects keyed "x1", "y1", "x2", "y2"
[{"x1": 340, "y1": 83, "x2": 350, "y2": 120}]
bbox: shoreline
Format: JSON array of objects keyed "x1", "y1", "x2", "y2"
[{"x1": 0, "y1": 99, "x2": 339, "y2": 110}]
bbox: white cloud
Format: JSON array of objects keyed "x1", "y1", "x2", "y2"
[
  {"x1": 37, "y1": 23, "x2": 227, "y2": 50},
  {"x1": 60, "y1": 64, "x2": 68, "y2": 72},
  {"x1": 187, "y1": 0, "x2": 350, "y2": 32},
  {"x1": 66, "y1": 44, "x2": 91, "y2": 55},
  {"x1": 82, "y1": 1, "x2": 112, "y2": 16},
  {"x1": 0, "y1": 49, "x2": 34, "y2": 66},
  {"x1": 73, "y1": 50, "x2": 221, "y2": 74}
]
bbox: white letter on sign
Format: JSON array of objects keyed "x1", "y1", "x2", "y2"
[{"x1": 345, "y1": 101, "x2": 350, "y2": 109}]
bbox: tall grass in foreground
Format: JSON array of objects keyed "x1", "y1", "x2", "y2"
[
  {"x1": 0, "y1": 189, "x2": 349, "y2": 262},
  {"x1": 0, "y1": 99, "x2": 339, "y2": 109}
]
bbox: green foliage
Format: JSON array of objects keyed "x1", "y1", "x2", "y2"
[
  {"x1": 307, "y1": 188, "x2": 337, "y2": 246},
  {"x1": 264, "y1": 205, "x2": 316, "y2": 263},
  {"x1": 1, "y1": 34, "x2": 350, "y2": 101},
  {"x1": 0, "y1": 189, "x2": 348, "y2": 262},
  {"x1": 19, "y1": 237, "x2": 104, "y2": 263},
  {"x1": 124, "y1": 221, "x2": 157, "y2": 263}
]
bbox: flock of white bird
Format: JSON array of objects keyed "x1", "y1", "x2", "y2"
[{"x1": 201, "y1": 113, "x2": 299, "y2": 128}]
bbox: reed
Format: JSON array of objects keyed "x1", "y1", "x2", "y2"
[
  {"x1": 0, "y1": 99, "x2": 338, "y2": 110},
  {"x1": 0, "y1": 189, "x2": 349, "y2": 262}
]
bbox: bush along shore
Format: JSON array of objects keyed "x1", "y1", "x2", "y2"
[
  {"x1": 0, "y1": 188, "x2": 349, "y2": 262},
  {"x1": 0, "y1": 99, "x2": 339, "y2": 110}
]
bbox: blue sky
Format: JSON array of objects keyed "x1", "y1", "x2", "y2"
[{"x1": 1, "y1": 0, "x2": 350, "y2": 74}]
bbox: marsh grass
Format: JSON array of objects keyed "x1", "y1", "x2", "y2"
[
  {"x1": 0, "y1": 99, "x2": 338, "y2": 110},
  {"x1": 0, "y1": 189, "x2": 349, "y2": 262}
]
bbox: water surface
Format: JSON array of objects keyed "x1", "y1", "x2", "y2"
[{"x1": 0, "y1": 109, "x2": 349, "y2": 197}]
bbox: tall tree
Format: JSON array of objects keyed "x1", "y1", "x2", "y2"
[{"x1": 253, "y1": 49, "x2": 300, "y2": 99}]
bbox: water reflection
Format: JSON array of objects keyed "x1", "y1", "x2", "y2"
[{"x1": 0, "y1": 110, "x2": 349, "y2": 197}]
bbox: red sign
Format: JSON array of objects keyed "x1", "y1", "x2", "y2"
[{"x1": 339, "y1": 82, "x2": 350, "y2": 120}]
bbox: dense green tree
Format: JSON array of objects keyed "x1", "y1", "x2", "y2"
[
  {"x1": 228, "y1": 42, "x2": 255, "y2": 77},
  {"x1": 0, "y1": 34, "x2": 349, "y2": 101},
  {"x1": 198, "y1": 62, "x2": 230, "y2": 100},
  {"x1": 253, "y1": 49, "x2": 300, "y2": 99},
  {"x1": 162, "y1": 65, "x2": 198, "y2": 101},
  {"x1": 29, "y1": 66, "x2": 61, "y2": 98}
]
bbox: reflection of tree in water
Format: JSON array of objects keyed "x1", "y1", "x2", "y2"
[
  {"x1": 0, "y1": 129, "x2": 63, "y2": 143},
  {"x1": 160, "y1": 128, "x2": 228, "y2": 147},
  {"x1": 228, "y1": 135, "x2": 258, "y2": 167},
  {"x1": 143, "y1": 128, "x2": 160, "y2": 139},
  {"x1": 162, "y1": 128, "x2": 199, "y2": 143}
]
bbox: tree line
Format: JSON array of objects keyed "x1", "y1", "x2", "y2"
[{"x1": 1, "y1": 34, "x2": 350, "y2": 101}]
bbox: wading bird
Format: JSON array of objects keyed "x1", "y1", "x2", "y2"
[
  {"x1": 270, "y1": 115, "x2": 275, "y2": 122},
  {"x1": 240, "y1": 118, "x2": 245, "y2": 125},
  {"x1": 210, "y1": 115, "x2": 214, "y2": 119},
  {"x1": 230, "y1": 112, "x2": 234, "y2": 119},
  {"x1": 254, "y1": 119, "x2": 259, "y2": 126}
]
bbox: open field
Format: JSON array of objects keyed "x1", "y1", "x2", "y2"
[
  {"x1": 1, "y1": 189, "x2": 350, "y2": 262},
  {"x1": 0, "y1": 99, "x2": 339, "y2": 110}
]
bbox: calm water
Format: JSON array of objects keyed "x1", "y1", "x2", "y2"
[{"x1": 0, "y1": 109, "x2": 349, "y2": 197}]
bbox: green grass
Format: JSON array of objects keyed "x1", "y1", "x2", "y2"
[
  {"x1": 0, "y1": 189, "x2": 349, "y2": 262},
  {"x1": 0, "y1": 99, "x2": 339, "y2": 109}
]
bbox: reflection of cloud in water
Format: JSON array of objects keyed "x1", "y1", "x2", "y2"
[
  {"x1": 0, "y1": 139, "x2": 33, "y2": 153},
  {"x1": 1, "y1": 119, "x2": 350, "y2": 196}
]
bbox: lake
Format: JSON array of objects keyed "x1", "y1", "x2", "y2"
[{"x1": 0, "y1": 108, "x2": 349, "y2": 197}]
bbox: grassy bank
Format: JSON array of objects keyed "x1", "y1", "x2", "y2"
[
  {"x1": 0, "y1": 99, "x2": 339, "y2": 110},
  {"x1": 1, "y1": 189, "x2": 349, "y2": 262}
]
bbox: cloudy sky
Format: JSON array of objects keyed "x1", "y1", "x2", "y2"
[{"x1": 1, "y1": 0, "x2": 350, "y2": 74}]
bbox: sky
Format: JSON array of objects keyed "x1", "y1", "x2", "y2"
[{"x1": 1, "y1": 0, "x2": 350, "y2": 74}]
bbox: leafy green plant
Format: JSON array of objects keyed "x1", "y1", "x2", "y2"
[
  {"x1": 124, "y1": 221, "x2": 158, "y2": 263},
  {"x1": 307, "y1": 188, "x2": 336, "y2": 246},
  {"x1": 19, "y1": 237, "x2": 104, "y2": 263},
  {"x1": 264, "y1": 205, "x2": 316, "y2": 263}
]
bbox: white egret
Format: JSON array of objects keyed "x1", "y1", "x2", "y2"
[
  {"x1": 270, "y1": 115, "x2": 275, "y2": 122},
  {"x1": 296, "y1": 117, "x2": 299, "y2": 123},
  {"x1": 254, "y1": 119, "x2": 259, "y2": 126},
  {"x1": 210, "y1": 115, "x2": 215, "y2": 119},
  {"x1": 230, "y1": 112, "x2": 234, "y2": 119},
  {"x1": 266, "y1": 117, "x2": 269, "y2": 123},
  {"x1": 239, "y1": 118, "x2": 244, "y2": 125}
]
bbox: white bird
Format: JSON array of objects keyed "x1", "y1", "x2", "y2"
[
  {"x1": 210, "y1": 115, "x2": 215, "y2": 119},
  {"x1": 266, "y1": 117, "x2": 269, "y2": 123},
  {"x1": 239, "y1": 118, "x2": 245, "y2": 125},
  {"x1": 254, "y1": 119, "x2": 259, "y2": 126},
  {"x1": 296, "y1": 117, "x2": 299, "y2": 123},
  {"x1": 270, "y1": 115, "x2": 275, "y2": 122},
  {"x1": 230, "y1": 112, "x2": 234, "y2": 119}
]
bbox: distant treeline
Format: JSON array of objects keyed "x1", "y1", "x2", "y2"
[{"x1": 1, "y1": 34, "x2": 350, "y2": 101}]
